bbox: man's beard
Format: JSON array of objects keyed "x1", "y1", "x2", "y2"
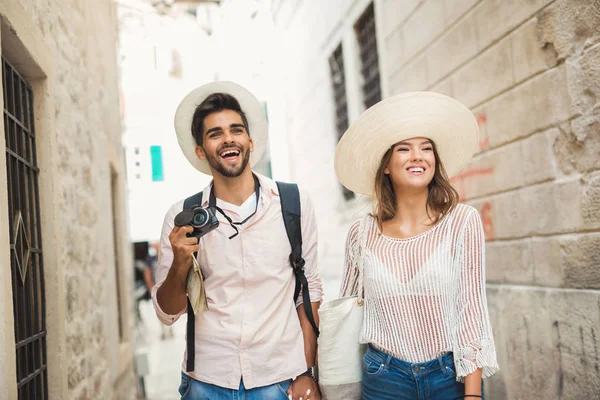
[{"x1": 205, "y1": 146, "x2": 251, "y2": 178}]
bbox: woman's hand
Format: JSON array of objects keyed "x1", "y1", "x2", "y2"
[{"x1": 287, "y1": 376, "x2": 321, "y2": 400}]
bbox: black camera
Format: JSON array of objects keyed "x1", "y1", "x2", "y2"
[{"x1": 174, "y1": 206, "x2": 219, "y2": 239}]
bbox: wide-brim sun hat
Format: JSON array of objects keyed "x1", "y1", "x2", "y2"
[
  {"x1": 334, "y1": 91, "x2": 479, "y2": 196},
  {"x1": 174, "y1": 81, "x2": 268, "y2": 175}
]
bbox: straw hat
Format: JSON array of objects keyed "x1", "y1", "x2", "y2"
[
  {"x1": 334, "y1": 92, "x2": 479, "y2": 196},
  {"x1": 174, "y1": 81, "x2": 268, "y2": 175}
]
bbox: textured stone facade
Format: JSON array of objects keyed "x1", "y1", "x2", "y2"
[
  {"x1": 0, "y1": 1, "x2": 136, "y2": 399},
  {"x1": 273, "y1": 0, "x2": 600, "y2": 398}
]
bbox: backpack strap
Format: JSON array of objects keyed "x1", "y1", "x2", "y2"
[
  {"x1": 183, "y1": 191, "x2": 203, "y2": 372},
  {"x1": 276, "y1": 182, "x2": 320, "y2": 337}
]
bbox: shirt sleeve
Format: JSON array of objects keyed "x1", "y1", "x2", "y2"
[
  {"x1": 151, "y1": 200, "x2": 187, "y2": 326},
  {"x1": 295, "y1": 188, "x2": 323, "y2": 306},
  {"x1": 339, "y1": 220, "x2": 361, "y2": 298},
  {"x1": 454, "y1": 208, "x2": 499, "y2": 381}
]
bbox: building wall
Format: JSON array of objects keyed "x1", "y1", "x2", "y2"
[
  {"x1": 274, "y1": 0, "x2": 600, "y2": 398},
  {"x1": 0, "y1": 1, "x2": 136, "y2": 399}
]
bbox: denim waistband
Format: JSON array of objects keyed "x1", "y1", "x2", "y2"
[{"x1": 365, "y1": 344, "x2": 455, "y2": 377}]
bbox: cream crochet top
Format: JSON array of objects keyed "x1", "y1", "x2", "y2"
[{"x1": 340, "y1": 204, "x2": 499, "y2": 381}]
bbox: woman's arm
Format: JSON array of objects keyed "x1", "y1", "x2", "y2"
[
  {"x1": 464, "y1": 368, "x2": 483, "y2": 396},
  {"x1": 454, "y1": 208, "x2": 499, "y2": 383}
]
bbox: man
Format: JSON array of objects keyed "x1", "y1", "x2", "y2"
[{"x1": 152, "y1": 81, "x2": 323, "y2": 400}]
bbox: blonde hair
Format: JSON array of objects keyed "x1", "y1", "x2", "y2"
[{"x1": 373, "y1": 140, "x2": 459, "y2": 226}]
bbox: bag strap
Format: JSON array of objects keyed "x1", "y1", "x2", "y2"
[
  {"x1": 356, "y1": 215, "x2": 369, "y2": 303},
  {"x1": 183, "y1": 191, "x2": 203, "y2": 372},
  {"x1": 276, "y1": 182, "x2": 320, "y2": 337}
]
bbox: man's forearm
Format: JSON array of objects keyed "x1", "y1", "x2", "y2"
[
  {"x1": 156, "y1": 264, "x2": 188, "y2": 315},
  {"x1": 297, "y1": 301, "x2": 321, "y2": 367}
]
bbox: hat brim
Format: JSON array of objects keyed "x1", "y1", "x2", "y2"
[
  {"x1": 334, "y1": 92, "x2": 479, "y2": 196},
  {"x1": 174, "y1": 81, "x2": 268, "y2": 175}
]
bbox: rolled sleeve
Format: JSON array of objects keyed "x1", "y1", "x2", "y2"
[
  {"x1": 151, "y1": 200, "x2": 187, "y2": 326},
  {"x1": 339, "y1": 220, "x2": 361, "y2": 298},
  {"x1": 455, "y1": 209, "x2": 499, "y2": 381},
  {"x1": 295, "y1": 188, "x2": 323, "y2": 306}
]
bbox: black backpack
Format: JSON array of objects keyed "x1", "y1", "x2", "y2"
[{"x1": 183, "y1": 182, "x2": 319, "y2": 372}]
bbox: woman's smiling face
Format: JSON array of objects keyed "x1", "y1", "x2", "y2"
[{"x1": 384, "y1": 137, "x2": 436, "y2": 190}]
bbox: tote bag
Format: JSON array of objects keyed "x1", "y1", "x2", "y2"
[
  {"x1": 318, "y1": 295, "x2": 365, "y2": 400},
  {"x1": 318, "y1": 216, "x2": 367, "y2": 400}
]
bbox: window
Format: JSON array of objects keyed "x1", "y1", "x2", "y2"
[
  {"x1": 329, "y1": 44, "x2": 349, "y2": 141},
  {"x1": 355, "y1": 3, "x2": 381, "y2": 109},
  {"x1": 328, "y1": 44, "x2": 354, "y2": 200},
  {"x1": 3, "y1": 56, "x2": 48, "y2": 399}
]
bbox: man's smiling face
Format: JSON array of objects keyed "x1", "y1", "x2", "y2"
[{"x1": 195, "y1": 109, "x2": 254, "y2": 178}]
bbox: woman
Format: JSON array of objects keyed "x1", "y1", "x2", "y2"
[{"x1": 334, "y1": 92, "x2": 499, "y2": 400}]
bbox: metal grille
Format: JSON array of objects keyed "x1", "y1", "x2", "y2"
[
  {"x1": 355, "y1": 3, "x2": 381, "y2": 109},
  {"x1": 2, "y1": 56, "x2": 48, "y2": 400},
  {"x1": 328, "y1": 44, "x2": 354, "y2": 200},
  {"x1": 329, "y1": 44, "x2": 349, "y2": 141}
]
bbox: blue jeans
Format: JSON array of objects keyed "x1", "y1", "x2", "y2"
[
  {"x1": 178, "y1": 372, "x2": 292, "y2": 400},
  {"x1": 362, "y1": 345, "x2": 483, "y2": 400}
]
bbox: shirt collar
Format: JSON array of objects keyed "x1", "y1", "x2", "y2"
[{"x1": 199, "y1": 171, "x2": 279, "y2": 207}]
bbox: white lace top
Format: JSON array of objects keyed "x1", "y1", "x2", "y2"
[{"x1": 340, "y1": 204, "x2": 499, "y2": 381}]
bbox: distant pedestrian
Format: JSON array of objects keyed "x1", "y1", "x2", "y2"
[{"x1": 133, "y1": 241, "x2": 152, "y2": 322}]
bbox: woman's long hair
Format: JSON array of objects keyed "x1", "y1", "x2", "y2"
[{"x1": 373, "y1": 140, "x2": 459, "y2": 227}]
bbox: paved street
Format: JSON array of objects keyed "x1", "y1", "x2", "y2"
[{"x1": 136, "y1": 300, "x2": 186, "y2": 400}]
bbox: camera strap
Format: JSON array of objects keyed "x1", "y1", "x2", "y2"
[
  {"x1": 211, "y1": 207, "x2": 239, "y2": 239},
  {"x1": 208, "y1": 174, "x2": 261, "y2": 238}
]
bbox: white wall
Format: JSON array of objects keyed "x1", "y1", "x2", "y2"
[{"x1": 120, "y1": 0, "x2": 292, "y2": 242}]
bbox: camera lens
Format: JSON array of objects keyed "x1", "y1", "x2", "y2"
[{"x1": 192, "y1": 209, "x2": 208, "y2": 227}]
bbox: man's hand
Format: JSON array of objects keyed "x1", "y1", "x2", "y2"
[
  {"x1": 287, "y1": 376, "x2": 320, "y2": 400},
  {"x1": 169, "y1": 225, "x2": 199, "y2": 287},
  {"x1": 156, "y1": 226, "x2": 199, "y2": 315}
]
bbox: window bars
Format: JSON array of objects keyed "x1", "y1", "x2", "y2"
[
  {"x1": 355, "y1": 3, "x2": 382, "y2": 109},
  {"x1": 3, "y1": 56, "x2": 48, "y2": 400},
  {"x1": 329, "y1": 44, "x2": 355, "y2": 200}
]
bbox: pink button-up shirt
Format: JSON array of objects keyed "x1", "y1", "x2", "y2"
[{"x1": 151, "y1": 173, "x2": 323, "y2": 389}]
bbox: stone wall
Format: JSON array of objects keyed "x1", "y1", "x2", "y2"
[
  {"x1": 0, "y1": 1, "x2": 136, "y2": 399},
  {"x1": 274, "y1": 0, "x2": 600, "y2": 398}
]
